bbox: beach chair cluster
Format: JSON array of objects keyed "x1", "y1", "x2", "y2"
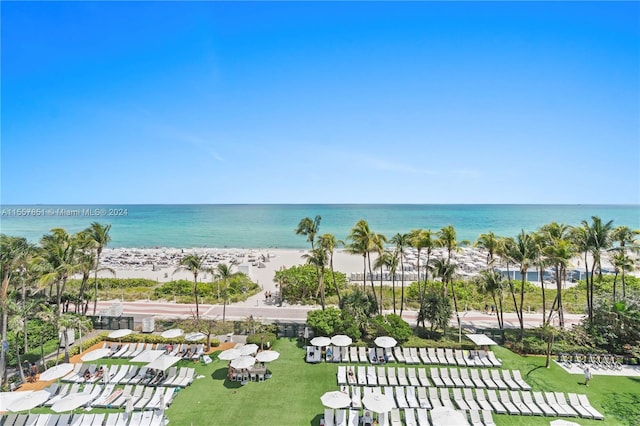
[
  {"x1": 336, "y1": 365, "x2": 531, "y2": 391},
  {"x1": 0, "y1": 411, "x2": 166, "y2": 426},
  {"x1": 325, "y1": 346, "x2": 393, "y2": 364},
  {"x1": 60, "y1": 363, "x2": 194, "y2": 388},
  {"x1": 392, "y1": 347, "x2": 501, "y2": 368},
  {"x1": 102, "y1": 341, "x2": 203, "y2": 361}
]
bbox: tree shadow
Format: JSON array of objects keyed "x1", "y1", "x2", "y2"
[
  {"x1": 309, "y1": 413, "x2": 323, "y2": 426},
  {"x1": 210, "y1": 367, "x2": 242, "y2": 389},
  {"x1": 600, "y1": 391, "x2": 640, "y2": 425}
]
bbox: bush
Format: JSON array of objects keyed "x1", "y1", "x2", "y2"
[
  {"x1": 369, "y1": 314, "x2": 412, "y2": 343},
  {"x1": 246, "y1": 333, "x2": 276, "y2": 348}
]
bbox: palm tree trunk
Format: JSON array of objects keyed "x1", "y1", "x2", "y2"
[
  {"x1": 498, "y1": 297, "x2": 504, "y2": 330},
  {"x1": 415, "y1": 249, "x2": 422, "y2": 322},
  {"x1": 518, "y1": 274, "x2": 526, "y2": 340},
  {"x1": 540, "y1": 266, "x2": 546, "y2": 326},
  {"x1": 319, "y1": 266, "x2": 326, "y2": 310},
  {"x1": 391, "y1": 273, "x2": 396, "y2": 315},
  {"x1": 379, "y1": 264, "x2": 384, "y2": 315},
  {"x1": 583, "y1": 252, "x2": 590, "y2": 321},
  {"x1": 0, "y1": 278, "x2": 8, "y2": 385},
  {"x1": 362, "y1": 255, "x2": 367, "y2": 292},
  {"x1": 557, "y1": 265, "x2": 564, "y2": 327},
  {"x1": 367, "y1": 253, "x2": 376, "y2": 299},
  {"x1": 400, "y1": 254, "x2": 405, "y2": 317},
  {"x1": 450, "y1": 280, "x2": 462, "y2": 342},
  {"x1": 330, "y1": 255, "x2": 341, "y2": 306},
  {"x1": 93, "y1": 251, "x2": 101, "y2": 315},
  {"x1": 222, "y1": 296, "x2": 227, "y2": 322},
  {"x1": 612, "y1": 270, "x2": 618, "y2": 302}
]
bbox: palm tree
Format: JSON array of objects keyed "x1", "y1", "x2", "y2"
[
  {"x1": 216, "y1": 263, "x2": 234, "y2": 322},
  {"x1": 35, "y1": 304, "x2": 56, "y2": 369},
  {"x1": 373, "y1": 250, "x2": 393, "y2": 315},
  {"x1": 539, "y1": 222, "x2": 574, "y2": 328},
  {"x1": 295, "y1": 216, "x2": 322, "y2": 250},
  {"x1": 570, "y1": 225, "x2": 592, "y2": 321},
  {"x1": 431, "y1": 258, "x2": 459, "y2": 338},
  {"x1": 611, "y1": 226, "x2": 639, "y2": 299},
  {"x1": 611, "y1": 251, "x2": 634, "y2": 302},
  {"x1": 476, "y1": 269, "x2": 506, "y2": 329},
  {"x1": 390, "y1": 233, "x2": 410, "y2": 316},
  {"x1": 580, "y1": 216, "x2": 614, "y2": 322},
  {"x1": 86, "y1": 223, "x2": 111, "y2": 316},
  {"x1": 175, "y1": 254, "x2": 208, "y2": 319},
  {"x1": 370, "y1": 232, "x2": 388, "y2": 314},
  {"x1": 476, "y1": 231, "x2": 500, "y2": 266},
  {"x1": 438, "y1": 225, "x2": 458, "y2": 263},
  {"x1": 347, "y1": 219, "x2": 373, "y2": 293},
  {"x1": 303, "y1": 247, "x2": 328, "y2": 310},
  {"x1": 410, "y1": 229, "x2": 434, "y2": 315},
  {"x1": 508, "y1": 230, "x2": 537, "y2": 339},
  {"x1": 39, "y1": 229, "x2": 81, "y2": 316},
  {"x1": 317, "y1": 233, "x2": 343, "y2": 306}
]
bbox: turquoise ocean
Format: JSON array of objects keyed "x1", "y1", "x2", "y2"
[{"x1": 1, "y1": 204, "x2": 638, "y2": 249}]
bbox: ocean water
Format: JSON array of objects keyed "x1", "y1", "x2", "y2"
[{"x1": 1, "y1": 204, "x2": 638, "y2": 249}]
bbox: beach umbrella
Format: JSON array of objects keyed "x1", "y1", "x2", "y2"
[
  {"x1": 0, "y1": 391, "x2": 33, "y2": 410},
  {"x1": 108, "y1": 329, "x2": 132, "y2": 339},
  {"x1": 255, "y1": 350, "x2": 280, "y2": 363},
  {"x1": 7, "y1": 390, "x2": 50, "y2": 412},
  {"x1": 160, "y1": 328, "x2": 184, "y2": 339},
  {"x1": 230, "y1": 356, "x2": 256, "y2": 370},
  {"x1": 39, "y1": 363, "x2": 74, "y2": 381},
  {"x1": 51, "y1": 393, "x2": 94, "y2": 413},
  {"x1": 310, "y1": 337, "x2": 331, "y2": 347},
  {"x1": 81, "y1": 347, "x2": 112, "y2": 362},
  {"x1": 320, "y1": 391, "x2": 352, "y2": 409},
  {"x1": 374, "y1": 336, "x2": 397, "y2": 349},
  {"x1": 331, "y1": 335, "x2": 352, "y2": 347},
  {"x1": 130, "y1": 350, "x2": 165, "y2": 363},
  {"x1": 184, "y1": 332, "x2": 206, "y2": 342},
  {"x1": 429, "y1": 407, "x2": 469, "y2": 426},
  {"x1": 362, "y1": 393, "x2": 393, "y2": 414},
  {"x1": 240, "y1": 344, "x2": 259, "y2": 356},
  {"x1": 218, "y1": 349, "x2": 242, "y2": 361},
  {"x1": 145, "y1": 355, "x2": 182, "y2": 371}
]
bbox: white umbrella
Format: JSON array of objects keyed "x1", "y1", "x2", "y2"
[
  {"x1": 331, "y1": 335, "x2": 352, "y2": 347},
  {"x1": 374, "y1": 336, "x2": 397, "y2": 349},
  {"x1": 8, "y1": 390, "x2": 50, "y2": 412},
  {"x1": 255, "y1": 350, "x2": 280, "y2": 363},
  {"x1": 320, "y1": 391, "x2": 352, "y2": 409},
  {"x1": 51, "y1": 393, "x2": 94, "y2": 413},
  {"x1": 218, "y1": 349, "x2": 242, "y2": 361},
  {"x1": 550, "y1": 421, "x2": 581, "y2": 426},
  {"x1": 230, "y1": 356, "x2": 256, "y2": 370},
  {"x1": 160, "y1": 328, "x2": 184, "y2": 339},
  {"x1": 240, "y1": 344, "x2": 259, "y2": 356},
  {"x1": 81, "y1": 347, "x2": 112, "y2": 362},
  {"x1": 0, "y1": 391, "x2": 32, "y2": 410},
  {"x1": 130, "y1": 350, "x2": 165, "y2": 363},
  {"x1": 39, "y1": 363, "x2": 74, "y2": 381},
  {"x1": 362, "y1": 392, "x2": 393, "y2": 414},
  {"x1": 429, "y1": 407, "x2": 469, "y2": 426},
  {"x1": 108, "y1": 329, "x2": 132, "y2": 339},
  {"x1": 185, "y1": 332, "x2": 206, "y2": 342},
  {"x1": 310, "y1": 337, "x2": 332, "y2": 347},
  {"x1": 145, "y1": 355, "x2": 182, "y2": 371}
]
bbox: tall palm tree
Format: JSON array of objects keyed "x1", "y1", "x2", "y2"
[
  {"x1": 303, "y1": 247, "x2": 328, "y2": 310},
  {"x1": 370, "y1": 232, "x2": 387, "y2": 314},
  {"x1": 431, "y1": 258, "x2": 459, "y2": 337},
  {"x1": 296, "y1": 216, "x2": 321, "y2": 250},
  {"x1": 39, "y1": 229, "x2": 81, "y2": 316},
  {"x1": 373, "y1": 250, "x2": 394, "y2": 315},
  {"x1": 86, "y1": 223, "x2": 111, "y2": 315},
  {"x1": 611, "y1": 251, "x2": 634, "y2": 302},
  {"x1": 216, "y1": 263, "x2": 234, "y2": 322},
  {"x1": 438, "y1": 225, "x2": 458, "y2": 263},
  {"x1": 317, "y1": 233, "x2": 343, "y2": 306},
  {"x1": 611, "y1": 226, "x2": 639, "y2": 299},
  {"x1": 508, "y1": 230, "x2": 537, "y2": 339},
  {"x1": 347, "y1": 219, "x2": 373, "y2": 293},
  {"x1": 476, "y1": 269, "x2": 506, "y2": 329},
  {"x1": 539, "y1": 222, "x2": 573, "y2": 328},
  {"x1": 391, "y1": 233, "x2": 410, "y2": 316},
  {"x1": 175, "y1": 254, "x2": 208, "y2": 319},
  {"x1": 496, "y1": 236, "x2": 521, "y2": 333},
  {"x1": 580, "y1": 216, "x2": 614, "y2": 322},
  {"x1": 410, "y1": 229, "x2": 434, "y2": 314},
  {"x1": 570, "y1": 224, "x2": 592, "y2": 321},
  {"x1": 476, "y1": 231, "x2": 500, "y2": 266}
]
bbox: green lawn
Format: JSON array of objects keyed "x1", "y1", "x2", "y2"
[{"x1": 166, "y1": 341, "x2": 640, "y2": 426}]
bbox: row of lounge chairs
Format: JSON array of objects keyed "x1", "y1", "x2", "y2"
[
  {"x1": 101, "y1": 342, "x2": 203, "y2": 361},
  {"x1": 0, "y1": 411, "x2": 165, "y2": 426},
  {"x1": 322, "y1": 407, "x2": 494, "y2": 426},
  {"x1": 61, "y1": 364, "x2": 194, "y2": 387},
  {"x1": 332, "y1": 385, "x2": 603, "y2": 420},
  {"x1": 324, "y1": 346, "x2": 501, "y2": 367},
  {"x1": 337, "y1": 366, "x2": 530, "y2": 391}
]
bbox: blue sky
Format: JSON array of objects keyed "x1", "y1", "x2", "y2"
[{"x1": 2, "y1": 2, "x2": 639, "y2": 204}]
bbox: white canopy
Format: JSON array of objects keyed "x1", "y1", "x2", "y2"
[
  {"x1": 39, "y1": 363, "x2": 74, "y2": 381},
  {"x1": 81, "y1": 347, "x2": 112, "y2": 362},
  {"x1": 160, "y1": 328, "x2": 184, "y2": 339},
  {"x1": 108, "y1": 329, "x2": 132, "y2": 339},
  {"x1": 145, "y1": 355, "x2": 182, "y2": 371},
  {"x1": 7, "y1": 390, "x2": 50, "y2": 412},
  {"x1": 466, "y1": 334, "x2": 498, "y2": 346},
  {"x1": 130, "y1": 350, "x2": 165, "y2": 363}
]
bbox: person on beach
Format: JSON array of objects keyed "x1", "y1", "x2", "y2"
[
  {"x1": 584, "y1": 366, "x2": 592, "y2": 386},
  {"x1": 484, "y1": 303, "x2": 489, "y2": 314},
  {"x1": 490, "y1": 305, "x2": 495, "y2": 315}
]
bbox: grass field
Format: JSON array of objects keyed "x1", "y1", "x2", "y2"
[{"x1": 165, "y1": 340, "x2": 640, "y2": 426}]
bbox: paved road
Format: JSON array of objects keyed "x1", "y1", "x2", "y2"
[{"x1": 95, "y1": 300, "x2": 585, "y2": 330}]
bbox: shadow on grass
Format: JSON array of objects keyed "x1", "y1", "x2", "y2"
[
  {"x1": 210, "y1": 367, "x2": 242, "y2": 389},
  {"x1": 309, "y1": 413, "x2": 323, "y2": 426},
  {"x1": 600, "y1": 391, "x2": 640, "y2": 425}
]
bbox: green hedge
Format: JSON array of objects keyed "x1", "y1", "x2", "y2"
[{"x1": 246, "y1": 333, "x2": 276, "y2": 348}]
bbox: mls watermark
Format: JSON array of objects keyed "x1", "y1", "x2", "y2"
[{"x1": 1, "y1": 207, "x2": 129, "y2": 217}]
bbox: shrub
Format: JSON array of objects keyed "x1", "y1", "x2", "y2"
[{"x1": 246, "y1": 333, "x2": 276, "y2": 348}]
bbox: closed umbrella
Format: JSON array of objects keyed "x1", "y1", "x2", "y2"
[
  {"x1": 185, "y1": 332, "x2": 206, "y2": 342},
  {"x1": 255, "y1": 350, "x2": 280, "y2": 363},
  {"x1": 81, "y1": 348, "x2": 112, "y2": 362},
  {"x1": 429, "y1": 407, "x2": 469, "y2": 426},
  {"x1": 331, "y1": 335, "x2": 352, "y2": 347},
  {"x1": 8, "y1": 390, "x2": 50, "y2": 412},
  {"x1": 160, "y1": 328, "x2": 183, "y2": 339},
  {"x1": 374, "y1": 336, "x2": 397, "y2": 349},
  {"x1": 240, "y1": 344, "x2": 259, "y2": 356},
  {"x1": 51, "y1": 393, "x2": 94, "y2": 413},
  {"x1": 362, "y1": 393, "x2": 393, "y2": 414},
  {"x1": 321, "y1": 391, "x2": 352, "y2": 409},
  {"x1": 218, "y1": 349, "x2": 242, "y2": 361},
  {"x1": 39, "y1": 363, "x2": 74, "y2": 381},
  {"x1": 230, "y1": 356, "x2": 256, "y2": 370},
  {"x1": 108, "y1": 329, "x2": 132, "y2": 339},
  {"x1": 130, "y1": 350, "x2": 165, "y2": 363},
  {"x1": 310, "y1": 336, "x2": 331, "y2": 347}
]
